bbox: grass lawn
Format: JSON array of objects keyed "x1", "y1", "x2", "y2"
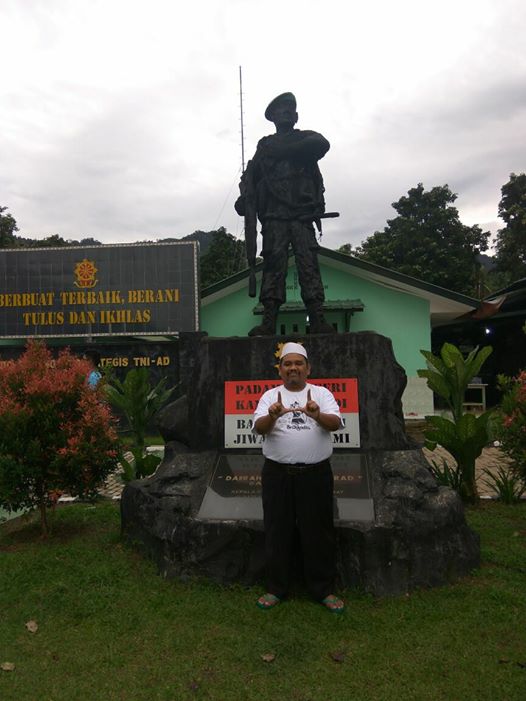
[{"x1": 1, "y1": 501, "x2": 525, "y2": 701}]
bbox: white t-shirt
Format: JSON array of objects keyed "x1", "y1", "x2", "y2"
[{"x1": 253, "y1": 383, "x2": 342, "y2": 464}]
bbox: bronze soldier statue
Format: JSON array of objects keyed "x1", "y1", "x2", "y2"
[{"x1": 235, "y1": 92, "x2": 337, "y2": 336}]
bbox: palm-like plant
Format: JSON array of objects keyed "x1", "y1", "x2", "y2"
[
  {"x1": 104, "y1": 368, "x2": 176, "y2": 481},
  {"x1": 418, "y1": 343, "x2": 493, "y2": 503}
]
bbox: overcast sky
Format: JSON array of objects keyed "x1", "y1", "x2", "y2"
[{"x1": 1, "y1": 0, "x2": 525, "y2": 253}]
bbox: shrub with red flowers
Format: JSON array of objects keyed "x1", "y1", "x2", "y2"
[
  {"x1": 0, "y1": 340, "x2": 119, "y2": 535},
  {"x1": 497, "y1": 370, "x2": 526, "y2": 481}
]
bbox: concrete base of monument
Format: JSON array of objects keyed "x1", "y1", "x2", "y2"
[
  {"x1": 120, "y1": 331, "x2": 480, "y2": 596},
  {"x1": 120, "y1": 445, "x2": 480, "y2": 597}
]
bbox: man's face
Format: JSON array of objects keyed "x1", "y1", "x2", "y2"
[
  {"x1": 270, "y1": 100, "x2": 298, "y2": 129},
  {"x1": 279, "y1": 353, "x2": 310, "y2": 390}
]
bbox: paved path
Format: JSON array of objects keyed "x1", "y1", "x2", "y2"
[
  {"x1": 98, "y1": 469, "x2": 125, "y2": 500},
  {"x1": 422, "y1": 445, "x2": 510, "y2": 498},
  {"x1": 405, "y1": 420, "x2": 513, "y2": 498}
]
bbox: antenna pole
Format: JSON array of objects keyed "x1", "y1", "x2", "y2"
[{"x1": 239, "y1": 66, "x2": 245, "y2": 173}]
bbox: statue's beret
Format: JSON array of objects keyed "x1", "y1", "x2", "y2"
[{"x1": 264, "y1": 92, "x2": 297, "y2": 121}]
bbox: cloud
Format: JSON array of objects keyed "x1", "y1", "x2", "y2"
[{"x1": 1, "y1": 0, "x2": 525, "y2": 253}]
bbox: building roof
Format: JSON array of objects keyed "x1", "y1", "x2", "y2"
[
  {"x1": 202, "y1": 247, "x2": 479, "y2": 325},
  {"x1": 468, "y1": 277, "x2": 526, "y2": 320},
  {"x1": 253, "y1": 299, "x2": 365, "y2": 314}
]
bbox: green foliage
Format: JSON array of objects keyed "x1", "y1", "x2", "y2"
[
  {"x1": 424, "y1": 411, "x2": 494, "y2": 502},
  {"x1": 0, "y1": 341, "x2": 119, "y2": 535},
  {"x1": 200, "y1": 227, "x2": 247, "y2": 288},
  {"x1": 105, "y1": 368, "x2": 174, "y2": 449},
  {"x1": 482, "y1": 465, "x2": 526, "y2": 504},
  {"x1": 419, "y1": 343, "x2": 493, "y2": 502},
  {"x1": 29, "y1": 234, "x2": 68, "y2": 248},
  {"x1": 496, "y1": 370, "x2": 526, "y2": 480},
  {"x1": 483, "y1": 268, "x2": 516, "y2": 294},
  {"x1": 355, "y1": 184, "x2": 490, "y2": 295},
  {"x1": 494, "y1": 172, "x2": 526, "y2": 281},
  {"x1": 427, "y1": 457, "x2": 462, "y2": 491},
  {"x1": 418, "y1": 342, "x2": 492, "y2": 422},
  {"x1": 119, "y1": 447, "x2": 162, "y2": 483},
  {"x1": 0, "y1": 205, "x2": 19, "y2": 247},
  {"x1": 104, "y1": 367, "x2": 174, "y2": 480},
  {"x1": 337, "y1": 243, "x2": 356, "y2": 256}
]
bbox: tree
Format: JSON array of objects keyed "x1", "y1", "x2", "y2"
[
  {"x1": 0, "y1": 208, "x2": 102, "y2": 249},
  {"x1": 0, "y1": 341, "x2": 119, "y2": 535},
  {"x1": 199, "y1": 227, "x2": 247, "y2": 288},
  {"x1": 494, "y1": 172, "x2": 526, "y2": 282},
  {"x1": 78, "y1": 238, "x2": 102, "y2": 246},
  {"x1": 0, "y1": 206, "x2": 19, "y2": 248},
  {"x1": 337, "y1": 243, "x2": 356, "y2": 256},
  {"x1": 496, "y1": 370, "x2": 526, "y2": 482},
  {"x1": 352, "y1": 184, "x2": 490, "y2": 296},
  {"x1": 28, "y1": 234, "x2": 68, "y2": 248}
]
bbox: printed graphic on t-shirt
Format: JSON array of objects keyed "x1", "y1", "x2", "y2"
[{"x1": 286, "y1": 400, "x2": 309, "y2": 430}]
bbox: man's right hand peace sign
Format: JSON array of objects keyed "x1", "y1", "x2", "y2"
[{"x1": 268, "y1": 391, "x2": 293, "y2": 420}]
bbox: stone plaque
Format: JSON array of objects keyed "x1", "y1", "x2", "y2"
[{"x1": 197, "y1": 452, "x2": 374, "y2": 522}]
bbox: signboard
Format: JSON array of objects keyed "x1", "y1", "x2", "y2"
[
  {"x1": 0, "y1": 339, "x2": 180, "y2": 386},
  {"x1": 224, "y1": 378, "x2": 360, "y2": 448},
  {"x1": 0, "y1": 242, "x2": 199, "y2": 338},
  {"x1": 197, "y1": 452, "x2": 374, "y2": 522}
]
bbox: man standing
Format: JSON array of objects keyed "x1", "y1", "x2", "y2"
[
  {"x1": 235, "y1": 92, "x2": 336, "y2": 336},
  {"x1": 253, "y1": 342, "x2": 344, "y2": 612}
]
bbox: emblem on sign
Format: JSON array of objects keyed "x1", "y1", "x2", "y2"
[{"x1": 74, "y1": 259, "x2": 98, "y2": 289}]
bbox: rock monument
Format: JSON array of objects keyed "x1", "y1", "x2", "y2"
[{"x1": 121, "y1": 332, "x2": 480, "y2": 596}]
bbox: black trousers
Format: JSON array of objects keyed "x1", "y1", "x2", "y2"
[
  {"x1": 259, "y1": 219, "x2": 325, "y2": 306},
  {"x1": 261, "y1": 459, "x2": 336, "y2": 601}
]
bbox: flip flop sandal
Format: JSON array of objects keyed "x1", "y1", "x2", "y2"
[
  {"x1": 322, "y1": 595, "x2": 345, "y2": 614},
  {"x1": 257, "y1": 593, "x2": 281, "y2": 610}
]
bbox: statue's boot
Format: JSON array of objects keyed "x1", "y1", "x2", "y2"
[
  {"x1": 248, "y1": 302, "x2": 279, "y2": 336},
  {"x1": 307, "y1": 304, "x2": 337, "y2": 334}
]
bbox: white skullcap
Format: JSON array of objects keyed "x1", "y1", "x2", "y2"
[{"x1": 280, "y1": 342, "x2": 308, "y2": 359}]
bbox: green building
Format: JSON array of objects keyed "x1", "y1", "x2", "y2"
[{"x1": 201, "y1": 248, "x2": 479, "y2": 418}]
